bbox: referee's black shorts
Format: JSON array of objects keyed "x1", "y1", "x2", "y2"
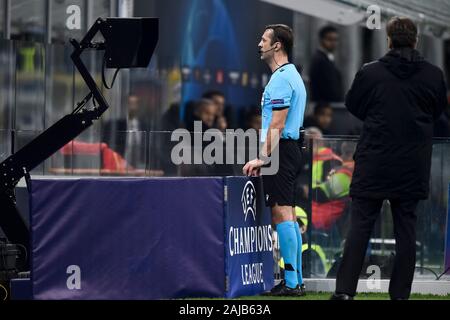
[{"x1": 262, "y1": 139, "x2": 303, "y2": 207}]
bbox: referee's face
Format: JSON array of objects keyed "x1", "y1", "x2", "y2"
[{"x1": 258, "y1": 29, "x2": 276, "y2": 61}]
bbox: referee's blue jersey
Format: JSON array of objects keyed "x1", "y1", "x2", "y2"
[{"x1": 260, "y1": 63, "x2": 307, "y2": 143}]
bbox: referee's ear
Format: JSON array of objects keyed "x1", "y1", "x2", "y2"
[{"x1": 275, "y1": 42, "x2": 281, "y2": 52}]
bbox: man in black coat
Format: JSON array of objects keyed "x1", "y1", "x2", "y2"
[
  {"x1": 331, "y1": 17, "x2": 447, "y2": 300},
  {"x1": 309, "y1": 25, "x2": 344, "y2": 103}
]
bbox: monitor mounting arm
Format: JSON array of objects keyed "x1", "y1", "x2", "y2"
[{"x1": 0, "y1": 18, "x2": 115, "y2": 269}]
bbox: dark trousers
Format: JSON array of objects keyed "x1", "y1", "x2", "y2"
[{"x1": 335, "y1": 197, "x2": 419, "y2": 299}]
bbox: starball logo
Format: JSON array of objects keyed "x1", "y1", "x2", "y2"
[
  {"x1": 228, "y1": 180, "x2": 273, "y2": 258},
  {"x1": 241, "y1": 181, "x2": 257, "y2": 221}
]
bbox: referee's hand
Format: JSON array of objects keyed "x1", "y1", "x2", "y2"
[{"x1": 243, "y1": 158, "x2": 264, "y2": 177}]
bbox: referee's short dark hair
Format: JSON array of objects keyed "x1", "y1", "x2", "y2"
[
  {"x1": 265, "y1": 24, "x2": 293, "y2": 57},
  {"x1": 319, "y1": 25, "x2": 338, "y2": 40},
  {"x1": 386, "y1": 16, "x2": 418, "y2": 49}
]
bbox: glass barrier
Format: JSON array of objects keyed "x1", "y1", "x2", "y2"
[
  {"x1": 14, "y1": 41, "x2": 46, "y2": 132},
  {"x1": 302, "y1": 137, "x2": 450, "y2": 281},
  {"x1": 48, "y1": 125, "x2": 102, "y2": 176},
  {"x1": 0, "y1": 129, "x2": 11, "y2": 163},
  {"x1": 10, "y1": 129, "x2": 150, "y2": 177},
  {"x1": 10, "y1": 0, "x2": 46, "y2": 43},
  {"x1": 0, "y1": 39, "x2": 15, "y2": 130},
  {"x1": 45, "y1": 43, "x2": 75, "y2": 126},
  {"x1": 147, "y1": 130, "x2": 257, "y2": 177},
  {"x1": 99, "y1": 130, "x2": 148, "y2": 176}
]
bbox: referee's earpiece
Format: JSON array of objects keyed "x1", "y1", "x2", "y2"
[{"x1": 259, "y1": 42, "x2": 280, "y2": 54}]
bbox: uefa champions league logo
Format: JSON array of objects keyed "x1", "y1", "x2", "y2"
[{"x1": 241, "y1": 181, "x2": 257, "y2": 221}]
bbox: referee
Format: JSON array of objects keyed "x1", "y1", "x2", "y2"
[{"x1": 243, "y1": 24, "x2": 307, "y2": 296}]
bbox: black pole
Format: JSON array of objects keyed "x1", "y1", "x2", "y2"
[{"x1": 306, "y1": 137, "x2": 313, "y2": 278}]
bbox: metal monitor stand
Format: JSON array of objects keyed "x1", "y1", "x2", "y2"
[{"x1": 0, "y1": 18, "x2": 116, "y2": 270}]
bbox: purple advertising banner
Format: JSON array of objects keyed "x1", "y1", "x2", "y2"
[
  {"x1": 31, "y1": 178, "x2": 225, "y2": 300},
  {"x1": 224, "y1": 177, "x2": 274, "y2": 298}
]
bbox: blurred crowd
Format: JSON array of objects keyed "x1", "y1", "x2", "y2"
[{"x1": 97, "y1": 25, "x2": 450, "y2": 179}]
